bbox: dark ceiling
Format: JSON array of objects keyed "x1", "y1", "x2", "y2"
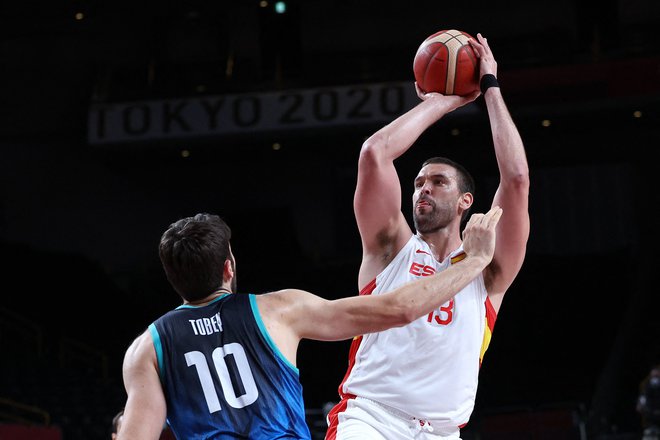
[{"x1": 1, "y1": 0, "x2": 659, "y2": 138}]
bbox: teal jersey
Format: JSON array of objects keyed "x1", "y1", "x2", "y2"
[{"x1": 150, "y1": 293, "x2": 311, "y2": 439}]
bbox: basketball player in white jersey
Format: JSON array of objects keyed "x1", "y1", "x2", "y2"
[{"x1": 325, "y1": 33, "x2": 530, "y2": 440}]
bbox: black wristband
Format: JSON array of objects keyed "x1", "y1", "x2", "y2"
[{"x1": 480, "y1": 74, "x2": 499, "y2": 94}]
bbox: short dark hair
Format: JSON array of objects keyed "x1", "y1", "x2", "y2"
[
  {"x1": 421, "y1": 156, "x2": 476, "y2": 222},
  {"x1": 159, "y1": 213, "x2": 232, "y2": 302}
]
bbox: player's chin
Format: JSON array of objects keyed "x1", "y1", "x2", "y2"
[
  {"x1": 413, "y1": 211, "x2": 431, "y2": 226},
  {"x1": 415, "y1": 205, "x2": 433, "y2": 215}
]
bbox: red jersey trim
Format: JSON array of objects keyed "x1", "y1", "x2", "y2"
[
  {"x1": 359, "y1": 278, "x2": 377, "y2": 295},
  {"x1": 479, "y1": 296, "x2": 498, "y2": 367},
  {"x1": 485, "y1": 296, "x2": 497, "y2": 331},
  {"x1": 334, "y1": 278, "x2": 376, "y2": 402}
]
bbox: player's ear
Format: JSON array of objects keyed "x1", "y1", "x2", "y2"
[
  {"x1": 459, "y1": 192, "x2": 474, "y2": 210},
  {"x1": 223, "y1": 258, "x2": 234, "y2": 282}
]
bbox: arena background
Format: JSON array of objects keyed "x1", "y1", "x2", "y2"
[{"x1": 1, "y1": 1, "x2": 659, "y2": 438}]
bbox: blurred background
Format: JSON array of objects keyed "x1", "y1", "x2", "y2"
[{"x1": 1, "y1": 0, "x2": 659, "y2": 439}]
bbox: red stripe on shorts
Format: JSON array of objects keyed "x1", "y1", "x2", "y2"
[{"x1": 324, "y1": 395, "x2": 355, "y2": 440}]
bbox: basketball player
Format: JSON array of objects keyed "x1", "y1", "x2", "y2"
[
  {"x1": 325, "y1": 33, "x2": 530, "y2": 439},
  {"x1": 117, "y1": 208, "x2": 502, "y2": 440}
]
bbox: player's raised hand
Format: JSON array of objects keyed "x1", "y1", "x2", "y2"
[
  {"x1": 414, "y1": 81, "x2": 480, "y2": 108},
  {"x1": 469, "y1": 33, "x2": 498, "y2": 79},
  {"x1": 462, "y1": 206, "x2": 502, "y2": 264}
]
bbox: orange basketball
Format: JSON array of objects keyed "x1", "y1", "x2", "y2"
[{"x1": 413, "y1": 29, "x2": 479, "y2": 96}]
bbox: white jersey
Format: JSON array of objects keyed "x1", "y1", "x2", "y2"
[{"x1": 338, "y1": 234, "x2": 497, "y2": 429}]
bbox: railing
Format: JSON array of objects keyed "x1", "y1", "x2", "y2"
[{"x1": 0, "y1": 396, "x2": 50, "y2": 426}]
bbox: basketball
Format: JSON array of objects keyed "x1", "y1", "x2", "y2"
[{"x1": 413, "y1": 29, "x2": 479, "y2": 96}]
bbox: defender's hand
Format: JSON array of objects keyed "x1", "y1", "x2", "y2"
[{"x1": 462, "y1": 206, "x2": 502, "y2": 264}]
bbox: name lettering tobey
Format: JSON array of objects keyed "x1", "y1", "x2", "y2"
[{"x1": 189, "y1": 313, "x2": 223, "y2": 335}]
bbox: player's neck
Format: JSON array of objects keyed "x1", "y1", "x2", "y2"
[
  {"x1": 185, "y1": 288, "x2": 233, "y2": 306},
  {"x1": 417, "y1": 228, "x2": 463, "y2": 262}
]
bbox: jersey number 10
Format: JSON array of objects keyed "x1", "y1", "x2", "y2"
[{"x1": 185, "y1": 343, "x2": 259, "y2": 413}]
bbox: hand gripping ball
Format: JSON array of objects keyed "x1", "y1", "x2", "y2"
[{"x1": 413, "y1": 29, "x2": 479, "y2": 96}]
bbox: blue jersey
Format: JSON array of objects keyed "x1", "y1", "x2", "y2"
[{"x1": 149, "y1": 293, "x2": 311, "y2": 439}]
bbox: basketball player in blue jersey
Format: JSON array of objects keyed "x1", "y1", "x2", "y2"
[{"x1": 117, "y1": 208, "x2": 502, "y2": 440}]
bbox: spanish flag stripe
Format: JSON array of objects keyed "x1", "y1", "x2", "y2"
[
  {"x1": 450, "y1": 252, "x2": 467, "y2": 264},
  {"x1": 480, "y1": 297, "x2": 498, "y2": 365}
]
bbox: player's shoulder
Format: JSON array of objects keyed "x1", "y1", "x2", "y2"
[
  {"x1": 256, "y1": 289, "x2": 311, "y2": 305},
  {"x1": 123, "y1": 328, "x2": 156, "y2": 369},
  {"x1": 255, "y1": 289, "x2": 324, "y2": 316},
  {"x1": 253, "y1": 289, "x2": 324, "y2": 334}
]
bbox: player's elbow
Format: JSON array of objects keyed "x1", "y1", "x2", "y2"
[
  {"x1": 359, "y1": 133, "x2": 388, "y2": 166},
  {"x1": 400, "y1": 306, "x2": 422, "y2": 326},
  {"x1": 514, "y1": 170, "x2": 530, "y2": 188},
  {"x1": 385, "y1": 297, "x2": 421, "y2": 327},
  {"x1": 505, "y1": 170, "x2": 530, "y2": 193}
]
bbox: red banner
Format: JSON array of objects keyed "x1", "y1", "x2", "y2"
[{"x1": 0, "y1": 425, "x2": 62, "y2": 440}]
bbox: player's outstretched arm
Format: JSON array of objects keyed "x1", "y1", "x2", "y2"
[
  {"x1": 302, "y1": 206, "x2": 500, "y2": 341},
  {"x1": 260, "y1": 207, "x2": 501, "y2": 353},
  {"x1": 117, "y1": 332, "x2": 168, "y2": 440}
]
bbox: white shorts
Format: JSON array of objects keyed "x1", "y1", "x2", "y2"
[{"x1": 327, "y1": 397, "x2": 461, "y2": 440}]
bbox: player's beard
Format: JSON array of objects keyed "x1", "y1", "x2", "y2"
[{"x1": 413, "y1": 199, "x2": 454, "y2": 234}]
